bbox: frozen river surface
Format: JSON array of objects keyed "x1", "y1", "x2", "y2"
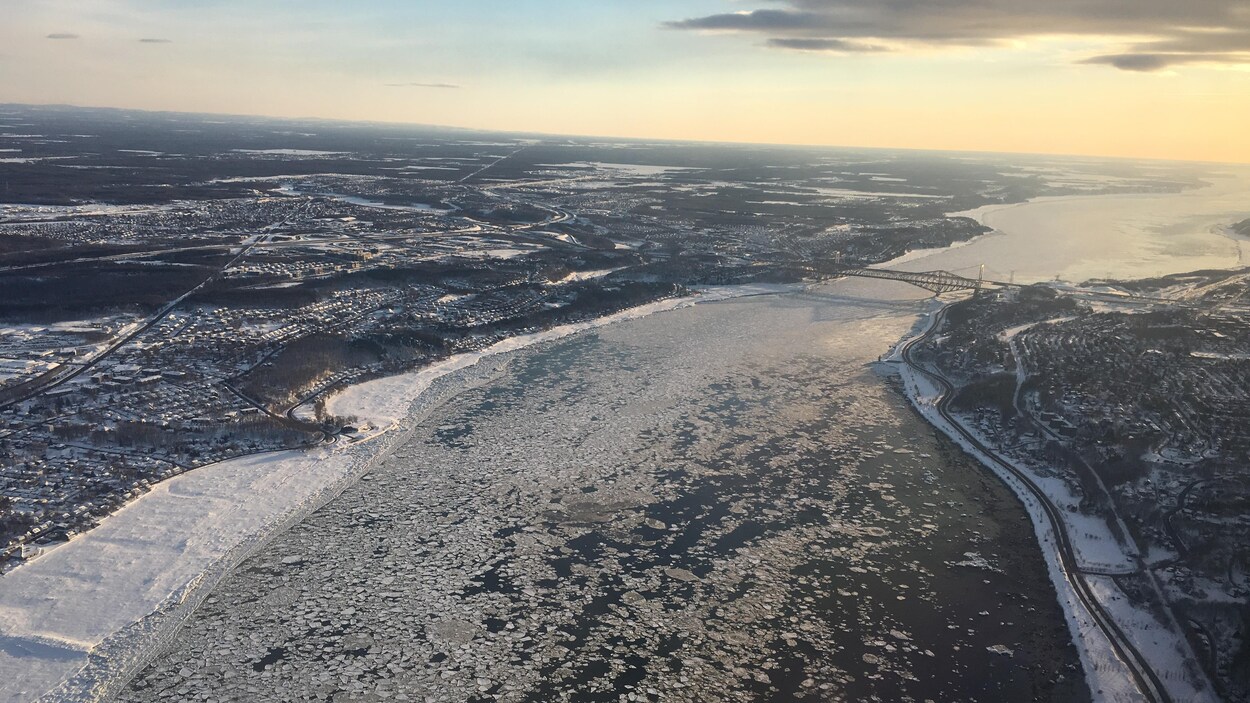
[{"x1": 120, "y1": 282, "x2": 1085, "y2": 702}]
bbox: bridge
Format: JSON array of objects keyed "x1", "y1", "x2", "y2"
[
  {"x1": 811, "y1": 266, "x2": 1000, "y2": 294},
  {"x1": 816, "y1": 266, "x2": 1209, "y2": 309}
]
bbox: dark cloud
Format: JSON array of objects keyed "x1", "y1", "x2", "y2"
[
  {"x1": 664, "y1": 1, "x2": 1250, "y2": 71},
  {"x1": 1080, "y1": 54, "x2": 1174, "y2": 72},
  {"x1": 385, "y1": 82, "x2": 460, "y2": 89},
  {"x1": 766, "y1": 38, "x2": 887, "y2": 53},
  {"x1": 1081, "y1": 52, "x2": 1245, "y2": 71},
  {"x1": 1129, "y1": 30, "x2": 1250, "y2": 54},
  {"x1": 138, "y1": 38, "x2": 172, "y2": 44},
  {"x1": 45, "y1": 33, "x2": 79, "y2": 40}
]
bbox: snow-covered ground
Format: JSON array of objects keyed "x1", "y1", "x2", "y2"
[
  {"x1": 232, "y1": 149, "x2": 347, "y2": 157},
  {"x1": 535, "y1": 162, "x2": 702, "y2": 177},
  {"x1": 889, "y1": 309, "x2": 1216, "y2": 703},
  {"x1": 0, "y1": 203, "x2": 181, "y2": 221},
  {"x1": 0, "y1": 283, "x2": 801, "y2": 703},
  {"x1": 889, "y1": 315, "x2": 1140, "y2": 701},
  {"x1": 555, "y1": 267, "x2": 624, "y2": 283},
  {"x1": 1086, "y1": 575, "x2": 1211, "y2": 703},
  {"x1": 0, "y1": 448, "x2": 373, "y2": 702}
]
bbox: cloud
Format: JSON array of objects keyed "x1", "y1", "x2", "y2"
[
  {"x1": 138, "y1": 38, "x2": 172, "y2": 44},
  {"x1": 1080, "y1": 52, "x2": 1246, "y2": 72},
  {"x1": 668, "y1": 9, "x2": 824, "y2": 33},
  {"x1": 45, "y1": 32, "x2": 79, "y2": 40},
  {"x1": 766, "y1": 37, "x2": 887, "y2": 53},
  {"x1": 664, "y1": 1, "x2": 1250, "y2": 71},
  {"x1": 384, "y1": 82, "x2": 460, "y2": 89},
  {"x1": 1080, "y1": 54, "x2": 1175, "y2": 72}
]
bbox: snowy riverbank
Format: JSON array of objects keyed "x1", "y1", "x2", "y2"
[{"x1": 886, "y1": 304, "x2": 1214, "y2": 703}]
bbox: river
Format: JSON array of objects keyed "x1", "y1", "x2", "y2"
[
  {"x1": 903, "y1": 167, "x2": 1250, "y2": 284},
  {"x1": 115, "y1": 173, "x2": 1250, "y2": 702}
]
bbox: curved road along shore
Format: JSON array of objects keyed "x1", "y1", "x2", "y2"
[{"x1": 899, "y1": 304, "x2": 1168, "y2": 703}]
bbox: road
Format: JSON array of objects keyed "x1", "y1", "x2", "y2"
[
  {"x1": 1005, "y1": 333, "x2": 1142, "y2": 578},
  {"x1": 1162, "y1": 479, "x2": 1207, "y2": 560},
  {"x1": 458, "y1": 144, "x2": 529, "y2": 184},
  {"x1": 0, "y1": 208, "x2": 306, "y2": 410},
  {"x1": 901, "y1": 305, "x2": 1169, "y2": 703}
]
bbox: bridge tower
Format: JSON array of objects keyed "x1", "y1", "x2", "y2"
[{"x1": 974, "y1": 264, "x2": 984, "y2": 297}]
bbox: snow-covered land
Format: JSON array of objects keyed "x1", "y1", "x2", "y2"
[{"x1": 889, "y1": 308, "x2": 1215, "y2": 703}]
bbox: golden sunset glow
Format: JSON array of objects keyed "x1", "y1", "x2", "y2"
[{"x1": 2, "y1": 1, "x2": 1249, "y2": 162}]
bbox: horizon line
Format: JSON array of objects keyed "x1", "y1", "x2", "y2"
[{"x1": 4, "y1": 100, "x2": 1248, "y2": 168}]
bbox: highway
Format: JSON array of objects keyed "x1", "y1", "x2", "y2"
[
  {"x1": 0, "y1": 208, "x2": 305, "y2": 410},
  {"x1": 458, "y1": 144, "x2": 529, "y2": 184},
  {"x1": 0, "y1": 181, "x2": 576, "y2": 414},
  {"x1": 1162, "y1": 479, "x2": 1207, "y2": 561},
  {"x1": 900, "y1": 304, "x2": 1169, "y2": 703}
]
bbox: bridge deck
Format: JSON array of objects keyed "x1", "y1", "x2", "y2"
[{"x1": 814, "y1": 267, "x2": 991, "y2": 294}]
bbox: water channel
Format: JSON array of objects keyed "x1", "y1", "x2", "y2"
[{"x1": 119, "y1": 172, "x2": 1250, "y2": 702}]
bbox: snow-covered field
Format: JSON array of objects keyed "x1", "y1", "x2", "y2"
[
  {"x1": 0, "y1": 203, "x2": 180, "y2": 221},
  {"x1": 0, "y1": 283, "x2": 800, "y2": 703},
  {"x1": 535, "y1": 162, "x2": 701, "y2": 177},
  {"x1": 0, "y1": 448, "x2": 374, "y2": 702}
]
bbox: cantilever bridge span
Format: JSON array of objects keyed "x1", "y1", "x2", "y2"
[{"x1": 812, "y1": 266, "x2": 997, "y2": 294}]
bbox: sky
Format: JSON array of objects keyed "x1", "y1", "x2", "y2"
[{"x1": 2, "y1": 0, "x2": 1249, "y2": 163}]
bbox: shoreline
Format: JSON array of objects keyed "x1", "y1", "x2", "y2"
[
  {"x1": 884, "y1": 304, "x2": 1139, "y2": 702},
  {"x1": 945, "y1": 170, "x2": 1250, "y2": 225},
  {"x1": 938, "y1": 173, "x2": 1250, "y2": 286},
  {"x1": 885, "y1": 299, "x2": 1214, "y2": 703},
  {"x1": 0, "y1": 283, "x2": 801, "y2": 703}
]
